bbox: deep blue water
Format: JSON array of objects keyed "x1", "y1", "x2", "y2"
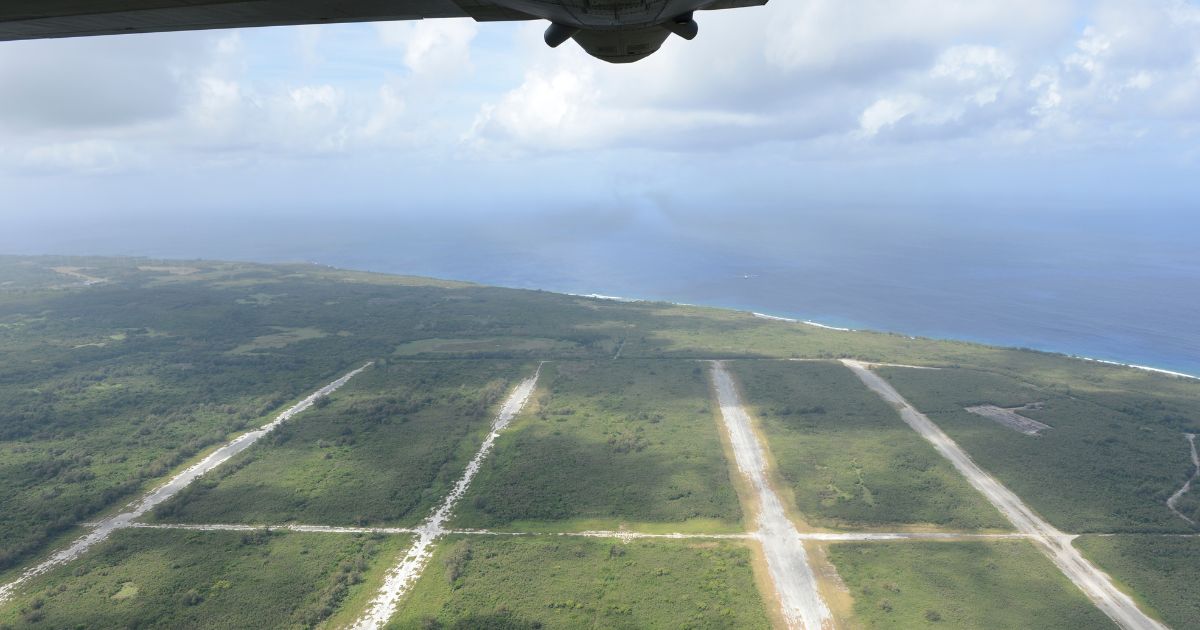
[{"x1": 6, "y1": 205, "x2": 1199, "y2": 377}]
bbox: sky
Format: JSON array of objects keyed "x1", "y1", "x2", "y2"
[
  {"x1": 1, "y1": 0, "x2": 1198, "y2": 371},
  {"x1": 1, "y1": 0, "x2": 1198, "y2": 221}
]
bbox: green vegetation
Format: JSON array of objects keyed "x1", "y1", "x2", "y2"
[
  {"x1": 827, "y1": 540, "x2": 1115, "y2": 629},
  {"x1": 394, "y1": 337, "x2": 581, "y2": 357},
  {"x1": 730, "y1": 361, "x2": 1006, "y2": 530},
  {"x1": 1075, "y1": 535, "x2": 1200, "y2": 629},
  {"x1": 3, "y1": 255, "x2": 1199, "y2": 629},
  {"x1": 0, "y1": 528, "x2": 410, "y2": 629},
  {"x1": 151, "y1": 360, "x2": 526, "y2": 527},
  {"x1": 229, "y1": 326, "x2": 329, "y2": 354},
  {"x1": 453, "y1": 360, "x2": 743, "y2": 531},
  {"x1": 387, "y1": 536, "x2": 772, "y2": 629},
  {"x1": 879, "y1": 367, "x2": 1199, "y2": 533}
]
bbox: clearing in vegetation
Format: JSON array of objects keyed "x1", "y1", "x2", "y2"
[
  {"x1": 965, "y1": 404, "x2": 1052, "y2": 435},
  {"x1": 385, "y1": 535, "x2": 773, "y2": 630},
  {"x1": 846, "y1": 360, "x2": 1167, "y2": 630},
  {"x1": 1166, "y1": 433, "x2": 1199, "y2": 525},
  {"x1": 729, "y1": 360, "x2": 1007, "y2": 531},
  {"x1": 229, "y1": 326, "x2": 329, "y2": 354},
  {"x1": 1074, "y1": 535, "x2": 1200, "y2": 630},
  {"x1": 876, "y1": 366, "x2": 1196, "y2": 533},
  {"x1": 827, "y1": 540, "x2": 1115, "y2": 629},
  {"x1": 3, "y1": 257, "x2": 1200, "y2": 629},
  {"x1": 0, "y1": 528, "x2": 411, "y2": 629},
  {"x1": 453, "y1": 360, "x2": 743, "y2": 532},
  {"x1": 350, "y1": 367, "x2": 542, "y2": 630},
  {"x1": 393, "y1": 336, "x2": 581, "y2": 357},
  {"x1": 709, "y1": 361, "x2": 833, "y2": 630},
  {"x1": 151, "y1": 361, "x2": 528, "y2": 528}
]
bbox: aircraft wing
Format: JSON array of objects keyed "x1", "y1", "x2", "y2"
[
  {"x1": 0, "y1": 1, "x2": 531, "y2": 42},
  {"x1": 0, "y1": 1, "x2": 769, "y2": 63}
]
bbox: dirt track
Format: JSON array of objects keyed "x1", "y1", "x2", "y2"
[
  {"x1": 0, "y1": 363, "x2": 373, "y2": 605},
  {"x1": 711, "y1": 362, "x2": 833, "y2": 630},
  {"x1": 843, "y1": 360, "x2": 1167, "y2": 630},
  {"x1": 1167, "y1": 433, "x2": 1199, "y2": 525},
  {"x1": 350, "y1": 364, "x2": 542, "y2": 630}
]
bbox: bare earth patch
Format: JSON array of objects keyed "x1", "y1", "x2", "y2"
[
  {"x1": 137, "y1": 266, "x2": 200, "y2": 275},
  {"x1": 49, "y1": 267, "x2": 106, "y2": 286},
  {"x1": 966, "y1": 405, "x2": 1052, "y2": 436}
]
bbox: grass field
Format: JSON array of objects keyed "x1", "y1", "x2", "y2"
[
  {"x1": 878, "y1": 367, "x2": 1197, "y2": 533},
  {"x1": 0, "y1": 529, "x2": 411, "y2": 629},
  {"x1": 1075, "y1": 535, "x2": 1200, "y2": 629},
  {"x1": 387, "y1": 536, "x2": 772, "y2": 629},
  {"x1": 729, "y1": 360, "x2": 1007, "y2": 531},
  {"x1": 827, "y1": 540, "x2": 1115, "y2": 629},
  {"x1": 151, "y1": 360, "x2": 528, "y2": 527},
  {"x1": 451, "y1": 360, "x2": 743, "y2": 532}
]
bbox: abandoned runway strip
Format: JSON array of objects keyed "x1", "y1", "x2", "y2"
[
  {"x1": 0, "y1": 363, "x2": 373, "y2": 606},
  {"x1": 2, "y1": 358, "x2": 1182, "y2": 629},
  {"x1": 844, "y1": 360, "x2": 1167, "y2": 630},
  {"x1": 711, "y1": 361, "x2": 834, "y2": 630},
  {"x1": 350, "y1": 363, "x2": 543, "y2": 630}
]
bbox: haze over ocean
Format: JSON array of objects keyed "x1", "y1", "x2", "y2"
[
  {"x1": 7, "y1": 202, "x2": 1198, "y2": 377},
  {"x1": 5, "y1": 5, "x2": 1200, "y2": 378}
]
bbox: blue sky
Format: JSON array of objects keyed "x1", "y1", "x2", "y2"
[{"x1": 1, "y1": 0, "x2": 1198, "y2": 234}]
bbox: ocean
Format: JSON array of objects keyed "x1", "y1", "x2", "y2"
[{"x1": 7, "y1": 204, "x2": 1199, "y2": 377}]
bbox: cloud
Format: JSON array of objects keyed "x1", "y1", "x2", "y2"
[
  {"x1": 0, "y1": 33, "x2": 208, "y2": 130},
  {"x1": 464, "y1": 0, "x2": 1200, "y2": 154},
  {"x1": 2, "y1": 0, "x2": 1199, "y2": 179},
  {"x1": 763, "y1": 0, "x2": 1073, "y2": 75},
  {"x1": 22, "y1": 139, "x2": 127, "y2": 174},
  {"x1": 376, "y1": 19, "x2": 479, "y2": 75}
]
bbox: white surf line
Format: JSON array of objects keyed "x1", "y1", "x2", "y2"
[
  {"x1": 843, "y1": 360, "x2": 1167, "y2": 630},
  {"x1": 568, "y1": 293, "x2": 643, "y2": 303},
  {"x1": 1167, "y1": 434, "x2": 1199, "y2": 526},
  {"x1": 752, "y1": 312, "x2": 855, "y2": 332},
  {"x1": 350, "y1": 363, "x2": 543, "y2": 630},
  {"x1": 710, "y1": 361, "x2": 833, "y2": 630},
  {"x1": 1072, "y1": 355, "x2": 1200, "y2": 381},
  {"x1": 0, "y1": 363, "x2": 372, "y2": 605}
]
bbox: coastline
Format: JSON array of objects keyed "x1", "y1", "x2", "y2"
[
  {"x1": 1070, "y1": 356, "x2": 1200, "y2": 382},
  {"x1": 571, "y1": 294, "x2": 1199, "y2": 382}
]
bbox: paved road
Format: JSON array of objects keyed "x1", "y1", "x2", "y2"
[
  {"x1": 843, "y1": 360, "x2": 1167, "y2": 630},
  {"x1": 0, "y1": 363, "x2": 373, "y2": 605},
  {"x1": 711, "y1": 362, "x2": 834, "y2": 630},
  {"x1": 351, "y1": 364, "x2": 543, "y2": 630}
]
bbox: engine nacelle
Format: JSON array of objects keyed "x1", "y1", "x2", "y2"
[
  {"x1": 568, "y1": 26, "x2": 672, "y2": 64},
  {"x1": 495, "y1": 0, "x2": 767, "y2": 63}
]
